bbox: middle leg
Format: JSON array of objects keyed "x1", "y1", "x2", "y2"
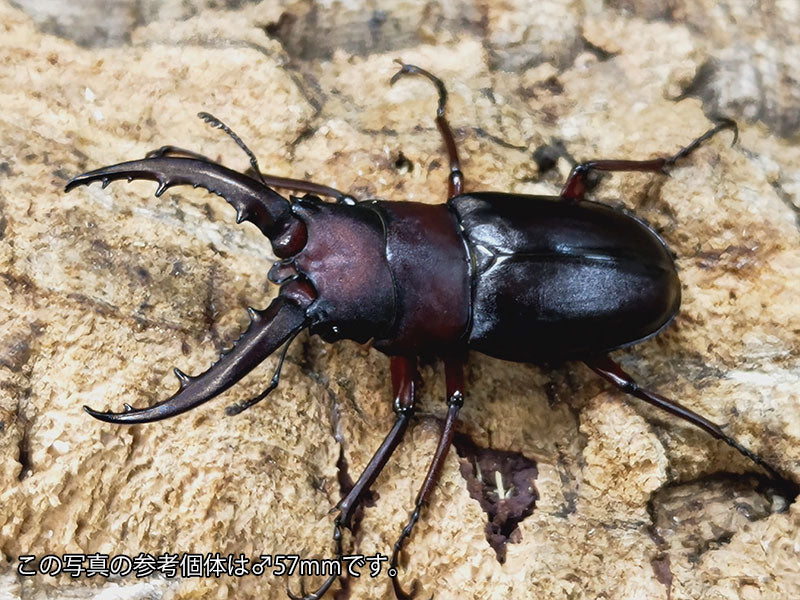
[
  {"x1": 288, "y1": 355, "x2": 420, "y2": 600},
  {"x1": 390, "y1": 62, "x2": 465, "y2": 199},
  {"x1": 389, "y1": 357, "x2": 465, "y2": 599}
]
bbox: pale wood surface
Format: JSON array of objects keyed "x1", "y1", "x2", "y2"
[{"x1": 1, "y1": 1, "x2": 799, "y2": 598}]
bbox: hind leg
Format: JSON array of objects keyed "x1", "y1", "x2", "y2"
[
  {"x1": 560, "y1": 119, "x2": 738, "y2": 201},
  {"x1": 585, "y1": 354, "x2": 795, "y2": 495}
]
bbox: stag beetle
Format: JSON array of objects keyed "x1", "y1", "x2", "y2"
[{"x1": 65, "y1": 64, "x2": 794, "y2": 599}]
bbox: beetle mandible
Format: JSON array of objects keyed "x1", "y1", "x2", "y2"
[{"x1": 65, "y1": 63, "x2": 794, "y2": 599}]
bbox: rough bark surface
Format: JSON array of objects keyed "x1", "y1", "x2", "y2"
[{"x1": 1, "y1": 1, "x2": 799, "y2": 599}]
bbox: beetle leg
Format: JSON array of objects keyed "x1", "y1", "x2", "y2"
[
  {"x1": 337, "y1": 356, "x2": 420, "y2": 528},
  {"x1": 560, "y1": 119, "x2": 738, "y2": 201},
  {"x1": 223, "y1": 332, "x2": 298, "y2": 416},
  {"x1": 585, "y1": 355, "x2": 798, "y2": 495},
  {"x1": 144, "y1": 145, "x2": 213, "y2": 161},
  {"x1": 287, "y1": 356, "x2": 420, "y2": 600},
  {"x1": 389, "y1": 357, "x2": 464, "y2": 600},
  {"x1": 390, "y1": 62, "x2": 464, "y2": 199},
  {"x1": 200, "y1": 111, "x2": 358, "y2": 204}
]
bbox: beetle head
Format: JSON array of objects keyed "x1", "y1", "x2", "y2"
[
  {"x1": 276, "y1": 195, "x2": 397, "y2": 344},
  {"x1": 65, "y1": 158, "x2": 401, "y2": 423}
]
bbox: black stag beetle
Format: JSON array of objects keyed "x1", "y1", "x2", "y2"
[{"x1": 65, "y1": 63, "x2": 796, "y2": 598}]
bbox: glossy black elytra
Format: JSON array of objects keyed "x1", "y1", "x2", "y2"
[{"x1": 65, "y1": 63, "x2": 795, "y2": 599}]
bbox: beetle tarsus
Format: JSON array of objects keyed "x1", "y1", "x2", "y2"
[
  {"x1": 286, "y1": 518, "x2": 344, "y2": 600},
  {"x1": 663, "y1": 118, "x2": 738, "y2": 170},
  {"x1": 286, "y1": 573, "x2": 340, "y2": 600},
  {"x1": 390, "y1": 61, "x2": 448, "y2": 117},
  {"x1": 286, "y1": 569, "x2": 338, "y2": 599},
  {"x1": 390, "y1": 573, "x2": 420, "y2": 600}
]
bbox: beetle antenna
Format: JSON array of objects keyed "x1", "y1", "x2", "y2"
[{"x1": 197, "y1": 112, "x2": 267, "y2": 186}]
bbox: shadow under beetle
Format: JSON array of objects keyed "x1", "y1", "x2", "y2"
[{"x1": 65, "y1": 63, "x2": 796, "y2": 599}]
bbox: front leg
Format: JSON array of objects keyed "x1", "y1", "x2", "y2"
[
  {"x1": 145, "y1": 113, "x2": 357, "y2": 204},
  {"x1": 390, "y1": 62, "x2": 465, "y2": 199}
]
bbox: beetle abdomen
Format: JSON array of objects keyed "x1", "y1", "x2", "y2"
[{"x1": 451, "y1": 193, "x2": 681, "y2": 362}]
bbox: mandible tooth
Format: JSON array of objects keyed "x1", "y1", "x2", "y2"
[{"x1": 173, "y1": 368, "x2": 191, "y2": 388}]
